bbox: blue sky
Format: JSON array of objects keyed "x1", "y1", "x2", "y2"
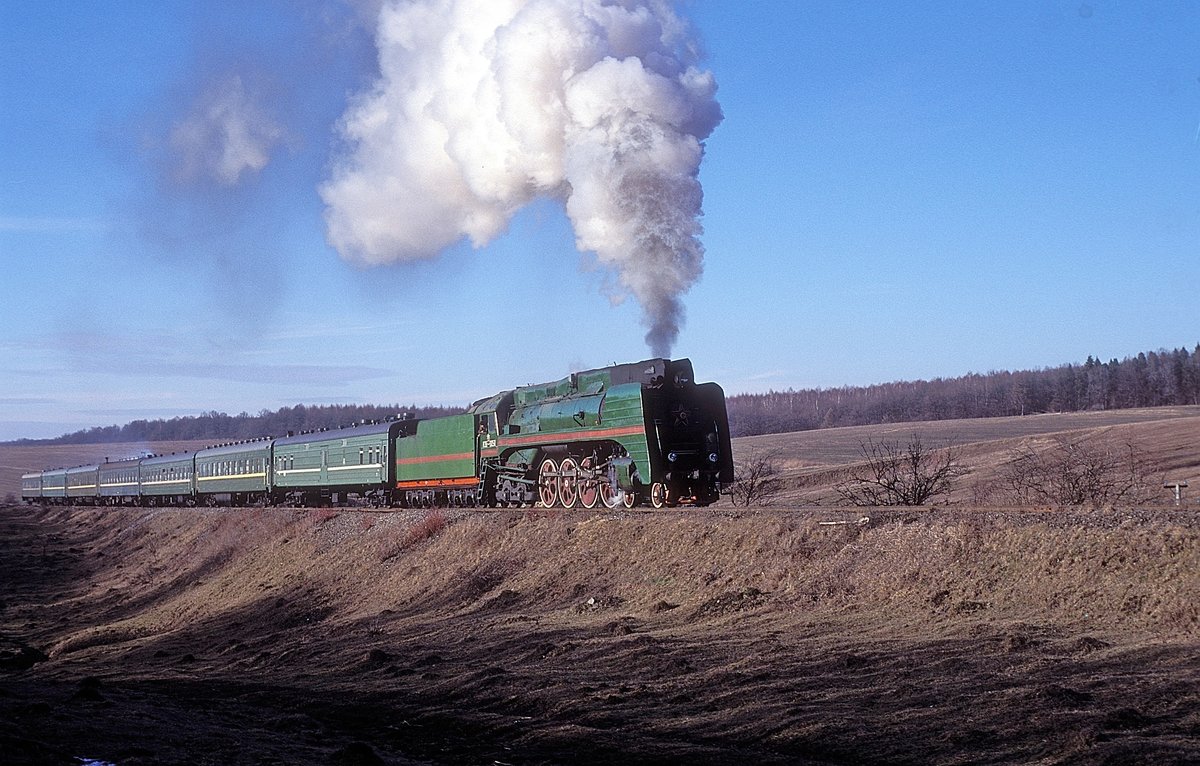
[{"x1": 1, "y1": 1, "x2": 1197, "y2": 441}]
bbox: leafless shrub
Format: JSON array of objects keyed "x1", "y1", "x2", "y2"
[
  {"x1": 729, "y1": 448, "x2": 785, "y2": 507},
  {"x1": 835, "y1": 435, "x2": 967, "y2": 506},
  {"x1": 969, "y1": 479, "x2": 1003, "y2": 506},
  {"x1": 381, "y1": 510, "x2": 446, "y2": 562},
  {"x1": 310, "y1": 508, "x2": 339, "y2": 526},
  {"x1": 998, "y1": 436, "x2": 1156, "y2": 507},
  {"x1": 404, "y1": 510, "x2": 446, "y2": 545}
]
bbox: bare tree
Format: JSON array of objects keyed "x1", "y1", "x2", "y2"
[
  {"x1": 836, "y1": 435, "x2": 967, "y2": 506},
  {"x1": 999, "y1": 436, "x2": 1155, "y2": 507},
  {"x1": 729, "y1": 448, "x2": 785, "y2": 507}
]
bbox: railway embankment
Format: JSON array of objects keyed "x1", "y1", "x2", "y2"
[{"x1": 2, "y1": 503, "x2": 1198, "y2": 764}]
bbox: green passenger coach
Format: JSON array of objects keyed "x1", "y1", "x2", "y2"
[
  {"x1": 20, "y1": 472, "x2": 42, "y2": 504},
  {"x1": 273, "y1": 420, "x2": 415, "y2": 507},
  {"x1": 140, "y1": 452, "x2": 195, "y2": 506},
  {"x1": 194, "y1": 439, "x2": 272, "y2": 506},
  {"x1": 40, "y1": 468, "x2": 68, "y2": 503},
  {"x1": 66, "y1": 465, "x2": 100, "y2": 505},
  {"x1": 98, "y1": 457, "x2": 142, "y2": 506}
]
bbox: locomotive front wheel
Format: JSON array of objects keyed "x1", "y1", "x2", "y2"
[
  {"x1": 650, "y1": 482, "x2": 667, "y2": 509},
  {"x1": 559, "y1": 457, "x2": 579, "y2": 509},
  {"x1": 578, "y1": 457, "x2": 599, "y2": 509},
  {"x1": 538, "y1": 458, "x2": 559, "y2": 508}
]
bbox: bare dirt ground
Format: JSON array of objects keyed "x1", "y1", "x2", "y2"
[{"x1": 1, "y1": 502, "x2": 1198, "y2": 765}]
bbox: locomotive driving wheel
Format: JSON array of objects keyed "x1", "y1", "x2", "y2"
[
  {"x1": 537, "y1": 458, "x2": 559, "y2": 508},
  {"x1": 578, "y1": 457, "x2": 600, "y2": 509},
  {"x1": 558, "y1": 457, "x2": 579, "y2": 509}
]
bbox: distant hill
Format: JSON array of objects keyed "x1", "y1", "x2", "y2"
[{"x1": 726, "y1": 345, "x2": 1200, "y2": 436}]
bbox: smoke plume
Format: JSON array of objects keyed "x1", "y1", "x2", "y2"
[
  {"x1": 320, "y1": 0, "x2": 721, "y2": 355},
  {"x1": 169, "y1": 73, "x2": 285, "y2": 187}
]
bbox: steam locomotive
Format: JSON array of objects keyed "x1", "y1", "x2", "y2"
[{"x1": 21, "y1": 358, "x2": 734, "y2": 509}]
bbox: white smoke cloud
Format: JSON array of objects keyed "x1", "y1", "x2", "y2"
[
  {"x1": 170, "y1": 73, "x2": 285, "y2": 187},
  {"x1": 320, "y1": 0, "x2": 721, "y2": 355}
]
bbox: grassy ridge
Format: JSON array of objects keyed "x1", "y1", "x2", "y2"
[{"x1": 1, "y1": 503, "x2": 1197, "y2": 762}]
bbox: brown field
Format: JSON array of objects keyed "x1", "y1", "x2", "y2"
[
  {"x1": 738, "y1": 406, "x2": 1200, "y2": 507},
  {"x1": 1, "y1": 409, "x2": 1199, "y2": 764}
]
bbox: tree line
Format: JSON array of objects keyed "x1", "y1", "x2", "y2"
[
  {"x1": 12, "y1": 404, "x2": 462, "y2": 446},
  {"x1": 726, "y1": 345, "x2": 1200, "y2": 437}
]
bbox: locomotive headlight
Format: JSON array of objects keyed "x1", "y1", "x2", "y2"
[
  {"x1": 667, "y1": 451, "x2": 678, "y2": 463},
  {"x1": 708, "y1": 452, "x2": 719, "y2": 463}
]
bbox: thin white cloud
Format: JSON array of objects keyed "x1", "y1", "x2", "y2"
[
  {"x1": 0, "y1": 216, "x2": 108, "y2": 232},
  {"x1": 8, "y1": 330, "x2": 393, "y2": 386}
]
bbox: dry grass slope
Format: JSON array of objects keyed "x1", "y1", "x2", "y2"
[{"x1": 0, "y1": 502, "x2": 1197, "y2": 763}]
